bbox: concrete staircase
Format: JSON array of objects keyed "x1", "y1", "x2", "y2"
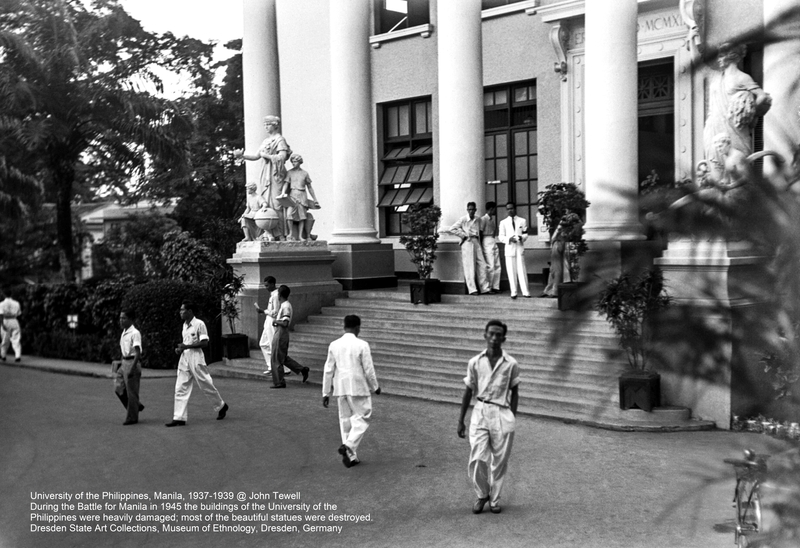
[{"x1": 215, "y1": 287, "x2": 715, "y2": 431}]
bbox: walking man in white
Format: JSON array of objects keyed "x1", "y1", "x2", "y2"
[
  {"x1": 115, "y1": 309, "x2": 144, "y2": 425},
  {"x1": 165, "y1": 302, "x2": 228, "y2": 427},
  {"x1": 498, "y1": 202, "x2": 530, "y2": 299},
  {"x1": 254, "y1": 276, "x2": 279, "y2": 375},
  {"x1": 448, "y1": 202, "x2": 491, "y2": 295},
  {"x1": 322, "y1": 315, "x2": 381, "y2": 468},
  {"x1": 480, "y1": 201, "x2": 501, "y2": 294},
  {"x1": 457, "y1": 319, "x2": 521, "y2": 515},
  {"x1": 0, "y1": 288, "x2": 22, "y2": 362}
]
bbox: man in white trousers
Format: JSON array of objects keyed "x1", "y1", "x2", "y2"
[
  {"x1": 498, "y1": 202, "x2": 530, "y2": 299},
  {"x1": 457, "y1": 319, "x2": 520, "y2": 515},
  {"x1": 0, "y1": 287, "x2": 22, "y2": 362},
  {"x1": 448, "y1": 202, "x2": 491, "y2": 295},
  {"x1": 322, "y1": 315, "x2": 381, "y2": 468},
  {"x1": 480, "y1": 201, "x2": 501, "y2": 294},
  {"x1": 254, "y1": 276, "x2": 279, "y2": 374},
  {"x1": 165, "y1": 302, "x2": 228, "y2": 427}
]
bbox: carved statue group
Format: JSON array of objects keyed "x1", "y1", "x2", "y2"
[{"x1": 235, "y1": 115, "x2": 320, "y2": 243}]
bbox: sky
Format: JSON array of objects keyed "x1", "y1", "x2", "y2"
[{"x1": 117, "y1": 0, "x2": 244, "y2": 94}]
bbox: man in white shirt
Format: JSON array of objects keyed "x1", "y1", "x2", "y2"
[
  {"x1": 270, "y1": 285, "x2": 310, "y2": 388},
  {"x1": 322, "y1": 315, "x2": 381, "y2": 468},
  {"x1": 480, "y1": 201, "x2": 501, "y2": 294},
  {"x1": 115, "y1": 309, "x2": 144, "y2": 425},
  {"x1": 457, "y1": 319, "x2": 521, "y2": 515},
  {"x1": 448, "y1": 202, "x2": 491, "y2": 295},
  {"x1": 497, "y1": 202, "x2": 531, "y2": 299},
  {"x1": 254, "y1": 276, "x2": 279, "y2": 374},
  {"x1": 165, "y1": 302, "x2": 228, "y2": 427},
  {"x1": 0, "y1": 288, "x2": 22, "y2": 362}
]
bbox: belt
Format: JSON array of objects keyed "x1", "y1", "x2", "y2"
[{"x1": 477, "y1": 397, "x2": 508, "y2": 408}]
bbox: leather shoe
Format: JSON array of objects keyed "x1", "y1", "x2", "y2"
[
  {"x1": 122, "y1": 419, "x2": 138, "y2": 426},
  {"x1": 338, "y1": 444, "x2": 352, "y2": 468},
  {"x1": 270, "y1": 383, "x2": 286, "y2": 389},
  {"x1": 490, "y1": 503, "x2": 501, "y2": 514},
  {"x1": 510, "y1": 295, "x2": 517, "y2": 300},
  {"x1": 165, "y1": 420, "x2": 186, "y2": 427},
  {"x1": 302, "y1": 368, "x2": 309, "y2": 383},
  {"x1": 139, "y1": 403, "x2": 145, "y2": 412},
  {"x1": 217, "y1": 403, "x2": 229, "y2": 420},
  {"x1": 472, "y1": 496, "x2": 490, "y2": 514}
]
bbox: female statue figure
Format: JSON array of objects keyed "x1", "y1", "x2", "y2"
[{"x1": 235, "y1": 115, "x2": 292, "y2": 241}]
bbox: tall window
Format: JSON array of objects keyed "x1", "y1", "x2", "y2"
[
  {"x1": 375, "y1": 0, "x2": 430, "y2": 34},
  {"x1": 484, "y1": 81, "x2": 538, "y2": 233},
  {"x1": 638, "y1": 60, "x2": 675, "y2": 186},
  {"x1": 378, "y1": 97, "x2": 433, "y2": 235}
]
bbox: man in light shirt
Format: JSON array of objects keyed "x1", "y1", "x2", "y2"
[
  {"x1": 165, "y1": 302, "x2": 228, "y2": 427},
  {"x1": 322, "y1": 315, "x2": 381, "y2": 468},
  {"x1": 254, "y1": 276, "x2": 280, "y2": 375},
  {"x1": 498, "y1": 202, "x2": 530, "y2": 299},
  {"x1": 457, "y1": 319, "x2": 521, "y2": 515},
  {"x1": 270, "y1": 285, "x2": 310, "y2": 388},
  {"x1": 115, "y1": 309, "x2": 144, "y2": 425},
  {"x1": 480, "y1": 201, "x2": 501, "y2": 294},
  {"x1": 448, "y1": 202, "x2": 491, "y2": 295},
  {"x1": 0, "y1": 287, "x2": 22, "y2": 362}
]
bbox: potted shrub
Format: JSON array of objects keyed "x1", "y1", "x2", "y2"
[
  {"x1": 219, "y1": 274, "x2": 249, "y2": 359},
  {"x1": 595, "y1": 268, "x2": 671, "y2": 412},
  {"x1": 537, "y1": 183, "x2": 590, "y2": 310},
  {"x1": 399, "y1": 203, "x2": 442, "y2": 305}
]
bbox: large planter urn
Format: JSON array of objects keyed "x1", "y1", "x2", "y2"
[
  {"x1": 619, "y1": 370, "x2": 661, "y2": 412},
  {"x1": 221, "y1": 333, "x2": 250, "y2": 360},
  {"x1": 409, "y1": 278, "x2": 442, "y2": 305}
]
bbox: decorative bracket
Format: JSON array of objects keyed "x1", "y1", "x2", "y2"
[
  {"x1": 549, "y1": 22, "x2": 569, "y2": 82},
  {"x1": 680, "y1": 0, "x2": 706, "y2": 61}
]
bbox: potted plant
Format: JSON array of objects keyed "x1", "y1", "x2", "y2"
[
  {"x1": 537, "y1": 183, "x2": 590, "y2": 310},
  {"x1": 219, "y1": 274, "x2": 249, "y2": 359},
  {"x1": 399, "y1": 203, "x2": 442, "y2": 305},
  {"x1": 595, "y1": 268, "x2": 671, "y2": 412}
]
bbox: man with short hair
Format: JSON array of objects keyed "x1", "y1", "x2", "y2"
[
  {"x1": 498, "y1": 202, "x2": 530, "y2": 299},
  {"x1": 165, "y1": 302, "x2": 228, "y2": 427},
  {"x1": 254, "y1": 276, "x2": 280, "y2": 375},
  {"x1": 480, "y1": 201, "x2": 501, "y2": 294},
  {"x1": 322, "y1": 315, "x2": 381, "y2": 468},
  {"x1": 0, "y1": 288, "x2": 22, "y2": 362},
  {"x1": 270, "y1": 285, "x2": 310, "y2": 388},
  {"x1": 115, "y1": 309, "x2": 144, "y2": 425},
  {"x1": 458, "y1": 319, "x2": 520, "y2": 515},
  {"x1": 448, "y1": 202, "x2": 491, "y2": 295}
]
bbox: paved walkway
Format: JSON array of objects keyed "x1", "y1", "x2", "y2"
[{"x1": 1, "y1": 358, "x2": 795, "y2": 547}]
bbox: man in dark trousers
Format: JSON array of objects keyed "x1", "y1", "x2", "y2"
[
  {"x1": 114, "y1": 309, "x2": 144, "y2": 425},
  {"x1": 270, "y1": 285, "x2": 309, "y2": 388}
]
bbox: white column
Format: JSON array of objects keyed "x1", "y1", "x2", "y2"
[
  {"x1": 329, "y1": 0, "x2": 379, "y2": 244},
  {"x1": 242, "y1": 0, "x2": 281, "y2": 189},
  {"x1": 582, "y1": 0, "x2": 643, "y2": 241},
  {"x1": 437, "y1": 0, "x2": 485, "y2": 229},
  {"x1": 764, "y1": 0, "x2": 800, "y2": 178}
]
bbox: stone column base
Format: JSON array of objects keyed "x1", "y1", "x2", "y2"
[
  {"x1": 228, "y1": 240, "x2": 344, "y2": 347},
  {"x1": 329, "y1": 242, "x2": 397, "y2": 290}
]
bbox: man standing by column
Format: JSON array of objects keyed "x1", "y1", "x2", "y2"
[
  {"x1": 498, "y1": 203, "x2": 530, "y2": 299},
  {"x1": 0, "y1": 287, "x2": 22, "y2": 362},
  {"x1": 165, "y1": 302, "x2": 228, "y2": 427},
  {"x1": 254, "y1": 276, "x2": 279, "y2": 375},
  {"x1": 480, "y1": 201, "x2": 501, "y2": 294},
  {"x1": 322, "y1": 315, "x2": 381, "y2": 468},
  {"x1": 448, "y1": 202, "x2": 491, "y2": 295},
  {"x1": 115, "y1": 309, "x2": 143, "y2": 425},
  {"x1": 457, "y1": 319, "x2": 521, "y2": 515}
]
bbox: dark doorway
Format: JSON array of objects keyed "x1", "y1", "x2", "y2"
[{"x1": 638, "y1": 60, "x2": 675, "y2": 186}]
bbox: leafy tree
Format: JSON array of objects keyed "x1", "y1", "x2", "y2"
[{"x1": 0, "y1": 0, "x2": 195, "y2": 280}]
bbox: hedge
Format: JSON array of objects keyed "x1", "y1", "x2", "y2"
[{"x1": 121, "y1": 280, "x2": 220, "y2": 369}]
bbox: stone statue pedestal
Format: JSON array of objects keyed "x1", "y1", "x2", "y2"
[
  {"x1": 227, "y1": 240, "x2": 344, "y2": 347},
  {"x1": 654, "y1": 235, "x2": 766, "y2": 429}
]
